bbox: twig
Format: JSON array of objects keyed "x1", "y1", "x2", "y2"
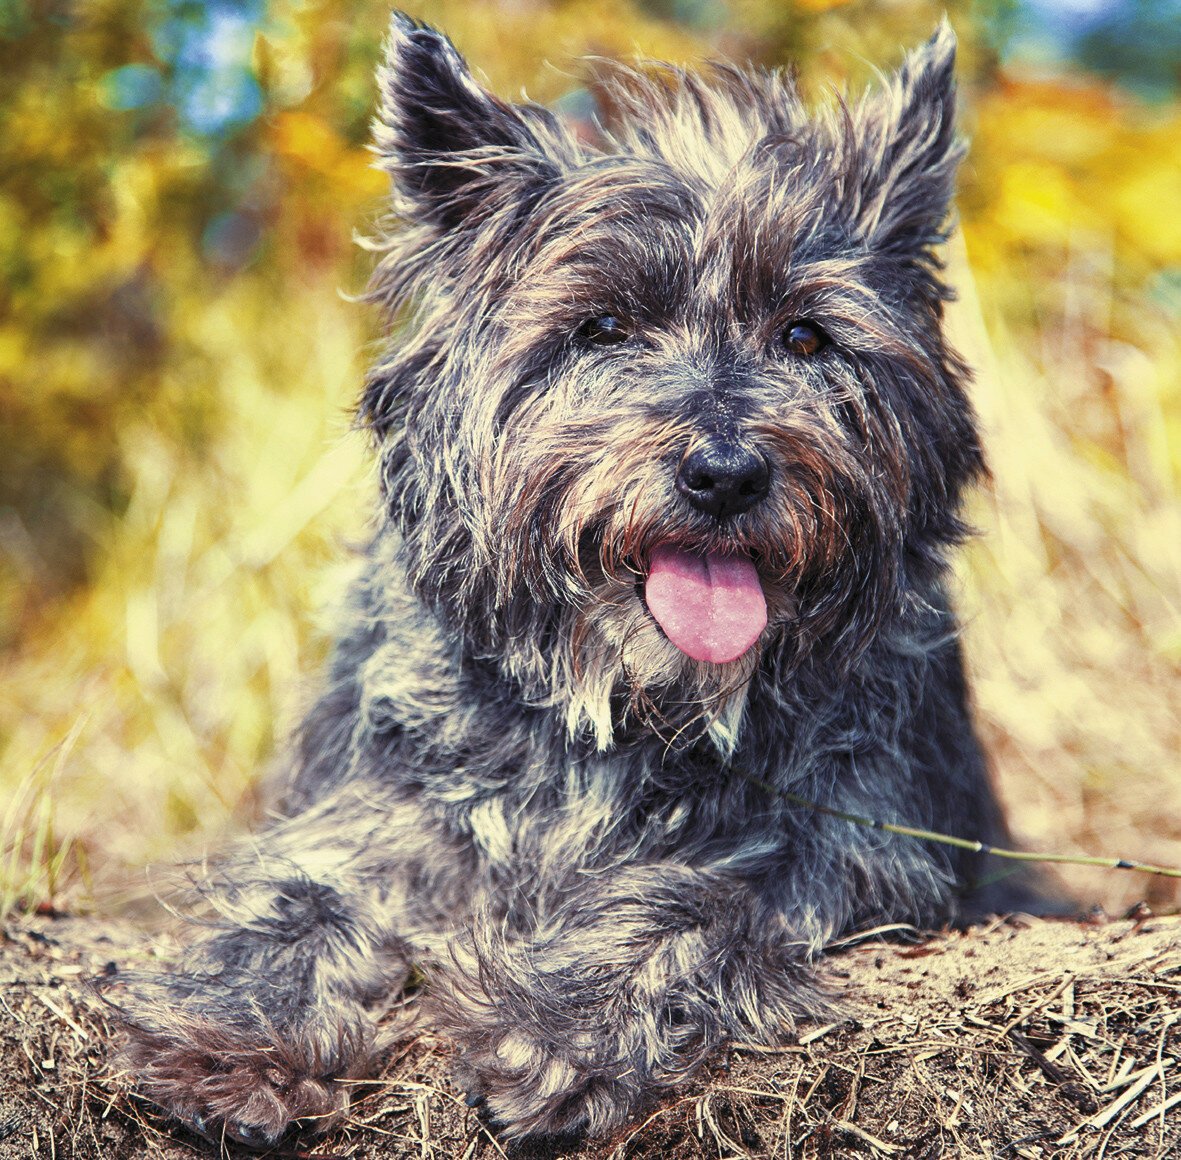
[
  {"x1": 834, "y1": 1120, "x2": 902, "y2": 1154},
  {"x1": 1057, "y1": 1063, "x2": 1168, "y2": 1144},
  {"x1": 996, "y1": 975, "x2": 1076, "y2": 1037},
  {"x1": 1007, "y1": 1030, "x2": 1096, "y2": 1113},
  {"x1": 1128, "y1": 1089, "x2": 1181, "y2": 1131},
  {"x1": 798, "y1": 1021, "x2": 842, "y2": 1047},
  {"x1": 733, "y1": 769, "x2": 1181, "y2": 879}
]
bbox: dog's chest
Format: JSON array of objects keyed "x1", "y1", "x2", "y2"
[{"x1": 460, "y1": 742, "x2": 792, "y2": 877}]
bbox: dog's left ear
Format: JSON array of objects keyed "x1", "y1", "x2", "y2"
[
  {"x1": 373, "y1": 13, "x2": 563, "y2": 232},
  {"x1": 843, "y1": 20, "x2": 963, "y2": 259}
]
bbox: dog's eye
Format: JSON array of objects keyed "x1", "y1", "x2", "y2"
[
  {"x1": 579, "y1": 315, "x2": 630, "y2": 346},
  {"x1": 782, "y1": 320, "x2": 829, "y2": 357}
]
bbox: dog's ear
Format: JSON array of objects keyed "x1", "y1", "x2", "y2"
[
  {"x1": 843, "y1": 20, "x2": 963, "y2": 260},
  {"x1": 374, "y1": 14, "x2": 562, "y2": 231}
]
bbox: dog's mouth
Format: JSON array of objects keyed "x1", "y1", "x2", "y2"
[{"x1": 638, "y1": 544, "x2": 767, "y2": 665}]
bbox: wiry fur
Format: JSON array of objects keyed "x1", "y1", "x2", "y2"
[{"x1": 106, "y1": 14, "x2": 1034, "y2": 1146}]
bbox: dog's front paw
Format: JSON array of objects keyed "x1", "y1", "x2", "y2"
[
  {"x1": 453, "y1": 1030, "x2": 639, "y2": 1140},
  {"x1": 115, "y1": 1000, "x2": 372, "y2": 1147}
]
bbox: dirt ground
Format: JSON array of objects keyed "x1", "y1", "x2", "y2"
[{"x1": 1, "y1": 910, "x2": 1178, "y2": 1160}]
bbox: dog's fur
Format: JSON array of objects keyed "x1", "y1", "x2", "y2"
[{"x1": 108, "y1": 14, "x2": 1034, "y2": 1145}]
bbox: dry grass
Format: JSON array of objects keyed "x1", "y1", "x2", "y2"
[
  {"x1": 0, "y1": 275, "x2": 375, "y2": 912},
  {"x1": 3, "y1": 912, "x2": 1179, "y2": 1159},
  {"x1": 947, "y1": 238, "x2": 1181, "y2": 915}
]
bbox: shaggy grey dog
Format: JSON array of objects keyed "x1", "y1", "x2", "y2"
[{"x1": 110, "y1": 13, "x2": 1034, "y2": 1146}]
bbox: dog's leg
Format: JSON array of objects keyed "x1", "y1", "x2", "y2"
[
  {"x1": 432, "y1": 862, "x2": 828, "y2": 1140},
  {"x1": 106, "y1": 785, "x2": 468, "y2": 1147}
]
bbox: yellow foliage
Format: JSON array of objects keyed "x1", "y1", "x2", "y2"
[
  {"x1": 271, "y1": 111, "x2": 386, "y2": 199},
  {"x1": 796, "y1": 0, "x2": 853, "y2": 12},
  {"x1": 969, "y1": 77, "x2": 1181, "y2": 272},
  {"x1": 1116, "y1": 163, "x2": 1181, "y2": 265}
]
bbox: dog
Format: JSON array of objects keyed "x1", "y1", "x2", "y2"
[{"x1": 108, "y1": 12, "x2": 1035, "y2": 1146}]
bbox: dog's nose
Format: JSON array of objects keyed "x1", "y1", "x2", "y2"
[{"x1": 675, "y1": 439, "x2": 770, "y2": 519}]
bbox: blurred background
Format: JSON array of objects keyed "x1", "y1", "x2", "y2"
[{"x1": 1, "y1": 0, "x2": 1178, "y2": 917}]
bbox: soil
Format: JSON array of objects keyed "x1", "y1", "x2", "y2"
[{"x1": 1, "y1": 911, "x2": 1178, "y2": 1160}]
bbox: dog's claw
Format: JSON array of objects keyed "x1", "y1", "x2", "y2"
[
  {"x1": 184, "y1": 1112, "x2": 281, "y2": 1152},
  {"x1": 185, "y1": 1112, "x2": 213, "y2": 1144},
  {"x1": 228, "y1": 1122, "x2": 282, "y2": 1150}
]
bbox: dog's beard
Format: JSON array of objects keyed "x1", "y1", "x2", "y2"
[
  {"x1": 561, "y1": 560, "x2": 784, "y2": 755},
  {"x1": 472, "y1": 409, "x2": 903, "y2": 751},
  {"x1": 540, "y1": 493, "x2": 890, "y2": 754}
]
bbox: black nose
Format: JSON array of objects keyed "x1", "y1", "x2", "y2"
[{"x1": 675, "y1": 439, "x2": 770, "y2": 519}]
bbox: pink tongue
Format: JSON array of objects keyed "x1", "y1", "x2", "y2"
[{"x1": 644, "y1": 545, "x2": 767, "y2": 664}]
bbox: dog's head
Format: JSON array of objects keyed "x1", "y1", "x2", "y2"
[{"x1": 363, "y1": 15, "x2": 983, "y2": 746}]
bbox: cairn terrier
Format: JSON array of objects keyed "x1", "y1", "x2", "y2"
[{"x1": 110, "y1": 12, "x2": 1031, "y2": 1145}]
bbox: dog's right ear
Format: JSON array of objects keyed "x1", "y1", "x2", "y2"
[{"x1": 374, "y1": 14, "x2": 562, "y2": 231}]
